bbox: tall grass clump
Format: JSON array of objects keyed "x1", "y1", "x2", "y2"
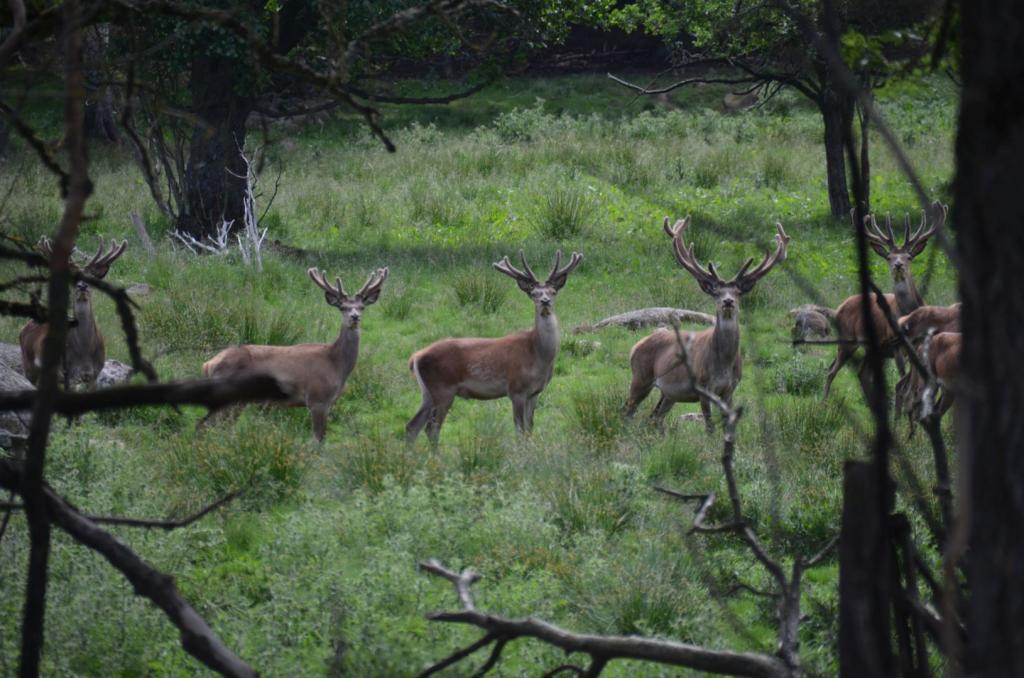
[
  {"x1": 570, "y1": 386, "x2": 625, "y2": 448},
  {"x1": 533, "y1": 185, "x2": 595, "y2": 239},
  {"x1": 162, "y1": 420, "x2": 314, "y2": 509},
  {"x1": 692, "y1": 146, "x2": 741, "y2": 189},
  {"x1": 452, "y1": 269, "x2": 507, "y2": 313}
]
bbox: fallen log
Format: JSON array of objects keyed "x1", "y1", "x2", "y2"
[{"x1": 576, "y1": 307, "x2": 715, "y2": 333}]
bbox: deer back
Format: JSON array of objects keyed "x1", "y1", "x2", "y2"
[{"x1": 834, "y1": 292, "x2": 901, "y2": 347}]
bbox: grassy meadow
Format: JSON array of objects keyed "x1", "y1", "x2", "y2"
[{"x1": 0, "y1": 72, "x2": 959, "y2": 675}]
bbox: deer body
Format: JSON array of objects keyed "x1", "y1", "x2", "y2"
[
  {"x1": 406, "y1": 251, "x2": 582, "y2": 445},
  {"x1": 823, "y1": 203, "x2": 946, "y2": 399},
  {"x1": 626, "y1": 217, "x2": 789, "y2": 430},
  {"x1": 201, "y1": 267, "x2": 387, "y2": 443},
  {"x1": 20, "y1": 240, "x2": 127, "y2": 389}
]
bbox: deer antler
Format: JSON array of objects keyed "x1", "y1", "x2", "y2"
[
  {"x1": 308, "y1": 268, "x2": 347, "y2": 300},
  {"x1": 81, "y1": 239, "x2": 128, "y2": 279},
  {"x1": 36, "y1": 237, "x2": 87, "y2": 267},
  {"x1": 493, "y1": 250, "x2": 541, "y2": 291},
  {"x1": 356, "y1": 267, "x2": 389, "y2": 299},
  {"x1": 663, "y1": 216, "x2": 723, "y2": 293},
  {"x1": 546, "y1": 250, "x2": 583, "y2": 290},
  {"x1": 732, "y1": 223, "x2": 790, "y2": 292},
  {"x1": 863, "y1": 211, "x2": 898, "y2": 254},
  {"x1": 904, "y1": 201, "x2": 946, "y2": 257}
]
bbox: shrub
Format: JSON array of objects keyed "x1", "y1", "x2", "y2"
[
  {"x1": 493, "y1": 98, "x2": 554, "y2": 142},
  {"x1": 533, "y1": 185, "x2": 595, "y2": 240},
  {"x1": 569, "y1": 387, "x2": 625, "y2": 447},
  {"x1": 162, "y1": 419, "x2": 313, "y2": 509},
  {"x1": 452, "y1": 270, "x2": 507, "y2": 313}
]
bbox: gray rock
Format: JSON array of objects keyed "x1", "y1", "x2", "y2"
[
  {"x1": 0, "y1": 342, "x2": 24, "y2": 376},
  {"x1": 0, "y1": 363, "x2": 33, "y2": 438},
  {"x1": 126, "y1": 282, "x2": 152, "y2": 297},
  {"x1": 97, "y1": 360, "x2": 133, "y2": 388}
]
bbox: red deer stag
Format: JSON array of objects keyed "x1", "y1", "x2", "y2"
[
  {"x1": 201, "y1": 267, "x2": 388, "y2": 443},
  {"x1": 406, "y1": 250, "x2": 583, "y2": 445},
  {"x1": 822, "y1": 202, "x2": 947, "y2": 399},
  {"x1": 626, "y1": 217, "x2": 790, "y2": 430},
  {"x1": 20, "y1": 239, "x2": 128, "y2": 389}
]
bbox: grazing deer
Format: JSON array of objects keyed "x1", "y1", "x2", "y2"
[
  {"x1": 405, "y1": 250, "x2": 583, "y2": 445},
  {"x1": 625, "y1": 217, "x2": 789, "y2": 430},
  {"x1": 790, "y1": 304, "x2": 836, "y2": 343},
  {"x1": 822, "y1": 202, "x2": 947, "y2": 399},
  {"x1": 20, "y1": 239, "x2": 128, "y2": 389},
  {"x1": 895, "y1": 303, "x2": 961, "y2": 430},
  {"x1": 906, "y1": 331, "x2": 961, "y2": 431},
  {"x1": 201, "y1": 267, "x2": 388, "y2": 443}
]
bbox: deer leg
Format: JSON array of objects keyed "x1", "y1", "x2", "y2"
[
  {"x1": 650, "y1": 395, "x2": 675, "y2": 426},
  {"x1": 406, "y1": 402, "x2": 433, "y2": 444},
  {"x1": 823, "y1": 346, "x2": 853, "y2": 399},
  {"x1": 426, "y1": 392, "x2": 455, "y2": 449},
  {"x1": 625, "y1": 377, "x2": 655, "y2": 417},
  {"x1": 310, "y1": 405, "x2": 329, "y2": 444},
  {"x1": 511, "y1": 395, "x2": 528, "y2": 436},
  {"x1": 525, "y1": 396, "x2": 538, "y2": 433},
  {"x1": 700, "y1": 397, "x2": 714, "y2": 433},
  {"x1": 196, "y1": 404, "x2": 244, "y2": 435}
]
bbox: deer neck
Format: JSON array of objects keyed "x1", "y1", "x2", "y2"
[
  {"x1": 711, "y1": 311, "x2": 741, "y2": 366},
  {"x1": 892, "y1": 275, "x2": 923, "y2": 315},
  {"x1": 69, "y1": 298, "x2": 97, "y2": 350},
  {"x1": 329, "y1": 322, "x2": 360, "y2": 384},
  {"x1": 532, "y1": 307, "x2": 560, "y2": 363}
]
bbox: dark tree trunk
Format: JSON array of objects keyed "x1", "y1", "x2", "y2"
[
  {"x1": 857, "y1": 99, "x2": 870, "y2": 212},
  {"x1": 820, "y1": 83, "x2": 855, "y2": 218},
  {"x1": 839, "y1": 461, "x2": 894, "y2": 677},
  {"x1": 82, "y1": 25, "x2": 117, "y2": 143},
  {"x1": 957, "y1": 1, "x2": 1024, "y2": 675},
  {"x1": 176, "y1": 54, "x2": 253, "y2": 239}
]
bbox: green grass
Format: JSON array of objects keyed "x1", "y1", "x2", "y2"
[{"x1": 0, "y1": 72, "x2": 959, "y2": 676}]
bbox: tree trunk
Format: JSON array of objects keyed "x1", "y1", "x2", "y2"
[
  {"x1": 82, "y1": 25, "x2": 117, "y2": 143},
  {"x1": 857, "y1": 98, "x2": 870, "y2": 213},
  {"x1": 176, "y1": 54, "x2": 253, "y2": 239},
  {"x1": 820, "y1": 84, "x2": 855, "y2": 219},
  {"x1": 839, "y1": 460, "x2": 894, "y2": 677},
  {"x1": 957, "y1": 1, "x2": 1024, "y2": 675}
]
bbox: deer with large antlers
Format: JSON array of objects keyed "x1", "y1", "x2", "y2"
[
  {"x1": 626, "y1": 217, "x2": 789, "y2": 430},
  {"x1": 201, "y1": 267, "x2": 388, "y2": 443},
  {"x1": 20, "y1": 239, "x2": 128, "y2": 389},
  {"x1": 406, "y1": 250, "x2": 583, "y2": 445},
  {"x1": 822, "y1": 202, "x2": 947, "y2": 399}
]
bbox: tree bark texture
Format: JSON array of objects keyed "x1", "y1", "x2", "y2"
[
  {"x1": 957, "y1": 1, "x2": 1024, "y2": 675},
  {"x1": 820, "y1": 80, "x2": 855, "y2": 218},
  {"x1": 838, "y1": 460, "x2": 893, "y2": 677},
  {"x1": 177, "y1": 53, "x2": 253, "y2": 239}
]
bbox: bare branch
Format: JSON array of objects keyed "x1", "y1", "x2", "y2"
[
  {"x1": 0, "y1": 461, "x2": 257, "y2": 677},
  {"x1": 0, "y1": 373, "x2": 292, "y2": 416},
  {"x1": 418, "y1": 560, "x2": 789, "y2": 678}
]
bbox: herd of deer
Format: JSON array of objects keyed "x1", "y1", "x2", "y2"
[{"x1": 15, "y1": 201, "x2": 958, "y2": 444}]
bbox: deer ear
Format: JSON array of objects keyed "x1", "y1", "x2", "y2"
[
  {"x1": 907, "y1": 239, "x2": 929, "y2": 258},
  {"x1": 697, "y1": 279, "x2": 719, "y2": 296},
  {"x1": 324, "y1": 290, "x2": 344, "y2": 306},
  {"x1": 869, "y1": 241, "x2": 889, "y2": 258},
  {"x1": 359, "y1": 287, "x2": 383, "y2": 305},
  {"x1": 514, "y1": 279, "x2": 535, "y2": 293}
]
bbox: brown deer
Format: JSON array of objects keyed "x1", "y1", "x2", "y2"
[
  {"x1": 405, "y1": 250, "x2": 583, "y2": 445},
  {"x1": 201, "y1": 267, "x2": 388, "y2": 443},
  {"x1": 906, "y1": 331, "x2": 961, "y2": 431},
  {"x1": 625, "y1": 217, "x2": 789, "y2": 430},
  {"x1": 20, "y1": 239, "x2": 128, "y2": 389},
  {"x1": 822, "y1": 202, "x2": 947, "y2": 399},
  {"x1": 895, "y1": 303, "x2": 961, "y2": 429}
]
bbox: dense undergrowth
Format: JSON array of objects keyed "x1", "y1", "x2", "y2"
[{"x1": 0, "y1": 72, "x2": 958, "y2": 675}]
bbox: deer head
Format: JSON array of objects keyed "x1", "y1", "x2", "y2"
[
  {"x1": 862, "y1": 202, "x2": 947, "y2": 284},
  {"x1": 663, "y1": 216, "x2": 789, "y2": 320},
  {"x1": 307, "y1": 267, "x2": 389, "y2": 329},
  {"x1": 38, "y1": 238, "x2": 128, "y2": 304},
  {"x1": 493, "y1": 250, "x2": 584, "y2": 317}
]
